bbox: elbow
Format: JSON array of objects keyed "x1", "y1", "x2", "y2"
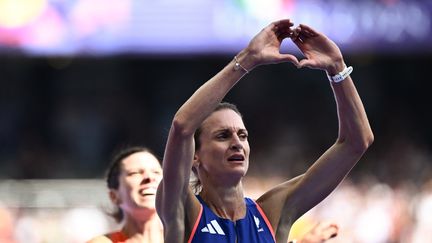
[
  {"x1": 363, "y1": 127, "x2": 375, "y2": 148},
  {"x1": 366, "y1": 130, "x2": 375, "y2": 148},
  {"x1": 340, "y1": 130, "x2": 374, "y2": 156},
  {"x1": 354, "y1": 130, "x2": 374, "y2": 154}
]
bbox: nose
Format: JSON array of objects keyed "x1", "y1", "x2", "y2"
[
  {"x1": 141, "y1": 177, "x2": 151, "y2": 184},
  {"x1": 230, "y1": 135, "x2": 243, "y2": 151},
  {"x1": 140, "y1": 173, "x2": 157, "y2": 184}
]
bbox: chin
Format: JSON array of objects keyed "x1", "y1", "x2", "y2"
[
  {"x1": 136, "y1": 203, "x2": 157, "y2": 211},
  {"x1": 229, "y1": 163, "x2": 248, "y2": 174},
  {"x1": 228, "y1": 167, "x2": 248, "y2": 180}
]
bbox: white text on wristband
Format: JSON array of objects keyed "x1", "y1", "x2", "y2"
[{"x1": 327, "y1": 65, "x2": 353, "y2": 83}]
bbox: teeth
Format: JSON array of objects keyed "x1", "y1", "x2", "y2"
[{"x1": 139, "y1": 188, "x2": 156, "y2": 195}]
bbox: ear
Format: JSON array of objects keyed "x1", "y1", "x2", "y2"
[
  {"x1": 193, "y1": 153, "x2": 200, "y2": 169},
  {"x1": 193, "y1": 153, "x2": 199, "y2": 163},
  {"x1": 109, "y1": 189, "x2": 121, "y2": 205}
]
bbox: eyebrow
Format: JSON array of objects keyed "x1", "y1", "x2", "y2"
[
  {"x1": 123, "y1": 167, "x2": 161, "y2": 172},
  {"x1": 211, "y1": 127, "x2": 248, "y2": 134}
]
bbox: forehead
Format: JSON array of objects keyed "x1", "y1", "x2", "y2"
[
  {"x1": 121, "y1": 152, "x2": 161, "y2": 171},
  {"x1": 201, "y1": 109, "x2": 246, "y2": 133}
]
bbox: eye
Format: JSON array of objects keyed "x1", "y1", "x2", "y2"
[
  {"x1": 238, "y1": 132, "x2": 248, "y2": 140},
  {"x1": 127, "y1": 171, "x2": 140, "y2": 176},
  {"x1": 153, "y1": 170, "x2": 162, "y2": 175},
  {"x1": 216, "y1": 132, "x2": 229, "y2": 140}
]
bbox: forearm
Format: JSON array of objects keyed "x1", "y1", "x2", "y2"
[
  {"x1": 284, "y1": 74, "x2": 374, "y2": 218},
  {"x1": 173, "y1": 50, "x2": 254, "y2": 136},
  {"x1": 291, "y1": 23, "x2": 373, "y2": 149},
  {"x1": 158, "y1": 50, "x2": 254, "y2": 226},
  {"x1": 331, "y1": 75, "x2": 374, "y2": 152}
]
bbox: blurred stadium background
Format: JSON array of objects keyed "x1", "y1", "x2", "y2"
[{"x1": 1, "y1": 0, "x2": 432, "y2": 242}]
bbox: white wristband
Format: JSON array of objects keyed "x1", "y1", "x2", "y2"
[{"x1": 326, "y1": 65, "x2": 353, "y2": 83}]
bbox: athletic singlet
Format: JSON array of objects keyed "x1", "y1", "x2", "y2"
[
  {"x1": 106, "y1": 231, "x2": 127, "y2": 243},
  {"x1": 188, "y1": 195, "x2": 275, "y2": 243}
]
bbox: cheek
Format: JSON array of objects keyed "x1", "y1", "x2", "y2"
[
  {"x1": 121, "y1": 178, "x2": 138, "y2": 193},
  {"x1": 155, "y1": 174, "x2": 163, "y2": 183},
  {"x1": 197, "y1": 145, "x2": 225, "y2": 170},
  {"x1": 244, "y1": 142, "x2": 250, "y2": 155},
  {"x1": 209, "y1": 143, "x2": 230, "y2": 159},
  {"x1": 200, "y1": 142, "x2": 226, "y2": 156}
]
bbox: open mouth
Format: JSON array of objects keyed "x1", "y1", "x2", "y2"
[
  {"x1": 227, "y1": 154, "x2": 245, "y2": 162},
  {"x1": 138, "y1": 188, "x2": 156, "y2": 196}
]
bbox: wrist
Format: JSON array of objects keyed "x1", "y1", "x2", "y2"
[
  {"x1": 326, "y1": 60, "x2": 345, "y2": 76},
  {"x1": 235, "y1": 49, "x2": 259, "y2": 72},
  {"x1": 326, "y1": 65, "x2": 353, "y2": 83},
  {"x1": 233, "y1": 56, "x2": 249, "y2": 74}
]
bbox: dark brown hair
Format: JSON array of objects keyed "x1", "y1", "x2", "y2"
[
  {"x1": 106, "y1": 146, "x2": 152, "y2": 222},
  {"x1": 193, "y1": 102, "x2": 243, "y2": 150},
  {"x1": 191, "y1": 102, "x2": 243, "y2": 193}
]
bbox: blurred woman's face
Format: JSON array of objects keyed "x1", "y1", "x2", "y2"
[
  {"x1": 194, "y1": 109, "x2": 250, "y2": 185},
  {"x1": 114, "y1": 151, "x2": 162, "y2": 216}
]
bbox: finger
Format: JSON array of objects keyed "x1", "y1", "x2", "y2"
[
  {"x1": 275, "y1": 20, "x2": 294, "y2": 33},
  {"x1": 276, "y1": 28, "x2": 294, "y2": 41},
  {"x1": 292, "y1": 36, "x2": 304, "y2": 48},
  {"x1": 266, "y1": 20, "x2": 286, "y2": 33},
  {"x1": 270, "y1": 23, "x2": 278, "y2": 32},
  {"x1": 319, "y1": 223, "x2": 339, "y2": 239},
  {"x1": 299, "y1": 24, "x2": 319, "y2": 37},
  {"x1": 298, "y1": 59, "x2": 317, "y2": 69},
  {"x1": 291, "y1": 32, "x2": 310, "y2": 49},
  {"x1": 298, "y1": 32, "x2": 310, "y2": 42},
  {"x1": 299, "y1": 28, "x2": 315, "y2": 38},
  {"x1": 291, "y1": 26, "x2": 301, "y2": 38},
  {"x1": 313, "y1": 222, "x2": 326, "y2": 232},
  {"x1": 290, "y1": 26, "x2": 303, "y2": 43},
  {"x1": 273, "y1": 19, "x2": 294, "y2": 27},
  {"x1": 276, "y1": 54, "x2": 299, "y2": 66},
  {"x1": 272, "y1": 19, "x2": 294, "y2": 34}
]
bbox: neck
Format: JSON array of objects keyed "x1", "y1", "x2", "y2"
[
  {"x1": 199, "y1": 181, "x2": 246, "y2": 221},
  {"x1": 122, "y1": 211, "x2": 163, "y2": 243}
]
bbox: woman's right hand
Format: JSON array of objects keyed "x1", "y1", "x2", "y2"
[
  {"x1": 298, "y1": 222, "x2": 338, "y2": 243},
  {"x1": 237, "y1": 19, "x2": 300, "y2": 71}
]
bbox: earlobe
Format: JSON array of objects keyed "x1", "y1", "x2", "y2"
[
  {"x1": 109, "y1": 190, "x2": 120, "y2": 205},
  {"x1": 193, "y1": 153, "x2": 200, "y2": 165},
  {"x1": 192, "y1": 154, "x2": 200, "y2": 172}
]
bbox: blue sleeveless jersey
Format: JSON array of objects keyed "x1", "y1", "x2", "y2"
[{"x1": 188, "y1": 195, "x2": 275, "y2": 243}]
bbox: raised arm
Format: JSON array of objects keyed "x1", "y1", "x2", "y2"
[
  {"x1": 155, "y1": 19, "x2": 299, "y2": 242},
  {"x1": 256, "y1": 24, "x2": 374, "y2": 241}
]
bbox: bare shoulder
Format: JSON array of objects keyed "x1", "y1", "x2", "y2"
[
  {"x1": 255, "y1": 176, "x2": 304, "y2": 230},
  {"x1": 256, "y1": 175, "x2": 303, "y2": 207},
  {"x1": 86, "y1": 235, "x2": 112, "y2": 243}
]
